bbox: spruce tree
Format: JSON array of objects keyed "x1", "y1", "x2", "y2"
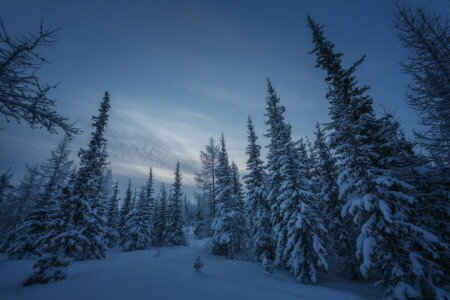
[
  {"x1": 308, "y1": 16, "x2": 447, "y2": 298},
  {"x1": 119, "y1": 179, "x2": 133, "y2": 239},
  {"x1": 230, "y1": 161, "x2": 246, "y2": 253},
  {"x1": 282, "y1": 138, "x2": 328, "y2": 283},
  {"x1": 7, "y1": 136, "x2": 73, "y2": 259},
  {"x1": 244, "y1": 116, "x2": 273, "y2": 263},
  {"x1": 106, "y1": 181, "x2": 120, "y2": 247},
  {"x1": 166, "y1": 162, "x2": 185, "y2": 246},
  {"x1": 144, "y1": 168, "x2": 155, "y2": 245},
  {"x1": 154, "y1": 184, "x2": 167, "y2": 246},
  {"x1": 211, "y1": 134, "x2": 234, "y2": 257},
  {"x1": 121, "y1": 186, "x2": 152, "y2": 251},
  {"x1": 263, "y1": 79, "x2": 294, "y2": 267},
  {"x1": 3, "y1": 165, "x2": 43, "y2": 254},
  {"x1": 66, "y1": 92, "x2": 111, "y2": 260},
  {"x1": 310, "y1": 123, "x2": 358, "y2": 278}
]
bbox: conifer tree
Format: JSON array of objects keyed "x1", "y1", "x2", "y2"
[
  {"x1": 106, "y1": 181, "x2": 120, "y2": 247},
  {"x1": 310, "y1": 123, "x2": 358, "y2": 277},
  {"x1": 154, "y1": 184, "x2": 167, "y2": 246},
  {"x1": 144, "y1": 168, "x2": 155, "y2": 245},
  {"x1": 308, "y1": 16, "x2": 447, "y2": 298},
  {"x1": 121, "y1": 186, "x2": 152, "y2": 251},
  {"x1": 66, "y1": 92, "x2": 111, "y2": 260},
  {"x1": 244, "y1": 116, "x2": 272, "y2": 263},
  {"x1": 166, "y1": 162, "x2": 185, "y2": 246},
  {"x1": 211, "y1": 134, "x2": 234, "y2": 257},
  {"x1": 230, "y1": 161, "x2": 246, "y2": 253},
  {"x1": 7, "y1": 136, "x2": 73, "y2": 259},
  {"x1": 282, "y1": 138, "x2": 328, "y2": 283},
  {"x1": 120, "y1": 179, "x2": 133, "y2": 239},
  {"x1": 23, "y1": 198, "x2": 69, "y2": 285},
  {"x1": 2, "y1": 165, "x2": 42, "y2": 253}
]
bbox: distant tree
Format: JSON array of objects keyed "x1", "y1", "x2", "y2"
[
  {"x1": 166, "y1": 162, "x2": 186, "y2": 246},
  {"x1": 244, "y1": 116, "x2": 272, "y2": 263},
  {"x1": 230, "y1": 161, "x2": 246, "y2": 253},
  {"x1": 194, "y1": 138, "x2": 220, "y2": 237},
  {"x1": 395, "y1": 3, "x2": 450, "y2": 168},
  {"x1": 144, "y1": 168, "x2": 155, "y2": 245},
  {"x1": 120, "y1": 179, "x2": 133, "y2": 238},
  {"x1": 106, "y1": 181, "x2": 120, "y2": 247},
  {"x1": 121, "y1": 186, "x2": 152, "y2": 252},
  {"x1": 154, "y1": 184, "x2": 167, "y2": 246},
  {"x1": 0, "y1": 19, "x2": 79, "y2": 135}
]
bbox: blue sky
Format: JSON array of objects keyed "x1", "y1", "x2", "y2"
[{"x1": 0, "y1": 0, "x2": 447, "y2": 198}]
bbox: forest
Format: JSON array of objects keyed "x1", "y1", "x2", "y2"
[{"x1": 0, "y1": 2, "x2": 448, "y2": 300}]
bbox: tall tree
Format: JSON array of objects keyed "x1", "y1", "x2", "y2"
[
  {"x1": 395, "y1": 3, "x2": 450, "y2": 168},
  {"x1": 230, "y1": 161, "x2": 246, "y2": 253},
  {"x1": 166, "y1": 162, "x2": 185, "y2": 246},
  {"x1": 211, "y1": 134, "x2": 235, "y2": 258},
  {"x1": 144, "y1": 168, "x2": 155, "y2": 245},
  {"x1": 244, "y1": 116, "x2": 272, "y2": 263},
  {"x1": 308, "y1": 16, "x2": 447, "y2": 299},
  {"x1": 263, "y1": 79, "x2": 292, "y2": 267},
  {"x1": 65, "y1": 92, "x2": 111, "y2": 260}
]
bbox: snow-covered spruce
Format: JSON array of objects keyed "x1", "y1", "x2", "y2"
[
  {"x1": 308, "y1": 16, "x2": 447, "y2": 299},
  {"x1": 244, "y1": 116, "x2": 273, "y2": 263},
  {"x1": 166, "y1": 162, "x2": 186, "y2": 246}
]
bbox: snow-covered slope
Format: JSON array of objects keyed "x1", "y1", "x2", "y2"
[{"x1": 0, "y1": 235, "x2": 381, "y2": 300}]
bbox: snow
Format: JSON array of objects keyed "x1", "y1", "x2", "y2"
[{"x1": 0, "y1": 233, "x2": 381, "y2": 300}]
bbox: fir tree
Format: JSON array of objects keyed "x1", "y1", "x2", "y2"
[
  {"x1": 166, "y1": 162, "x2": 185, "y2": 246},
  {"x1": 244, "y1": 116, "x2": 273, "y2": 263}
]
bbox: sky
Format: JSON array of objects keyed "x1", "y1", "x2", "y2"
[{"x1": 0, "y1": 0, "x2": 448, "y2": 199}]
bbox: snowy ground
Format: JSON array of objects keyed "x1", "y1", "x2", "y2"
[{"x1": 0, "y1": 232, "x2": 381, "y2": 300}]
